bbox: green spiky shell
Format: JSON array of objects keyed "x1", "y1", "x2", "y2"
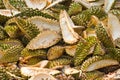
[
  {"x1": 48, "y1": 57, "x2": 72, "y2": 69},
  {"x1": 81, "y1": 56, "x2": 102, "y2": 71},
  {"x1": 93, "y1": 43, "x2": 105, "y2": 55},
  {"x1": 95, "y1": 23, "x2": 114, "y2": 48},
  {"x1": 0, "y1": 0, "x2": 5, "y2": 9},
  {"x1": 0, "y1": 26, "x2": 7, "y2": 39},
  {"x1": 21, "y1": 48, "x2": 47, "y2": 59},
  {"x1": 107, "y1": 48, "x2": 120, "y2": 62},
  {"x1": 68, "y1": 2, "x2": 82, "y2": 16},
  {"x1": 47, "y1": 46, "x2": 64, "y2": 60},
  {"x1": 4, "y1": 25, "x2": 21, "y2": 38},
  {"x1": 15, "y1": 8, "x2": 55, "y2": 19},
  {"x1": 74, "y1": 36, "x2": 97, "y2": 66},
  {"x1": 8, "y1": 0, "x2": 27, "y2": 11},
  {"x1": 25, "y1": 56, "x2": 42, "y2": 65},
  {"x1": 71, "y1": 11, "x2": 91, "y2": 26},
  {"x1": 0, "y1": 45, "x2": 23, "y2": 63},
  {"x1": 110, "y1": 9, "x2": 120, "y2": 15},
  {"x1": 9, "y1": 18, "x2": 40, "y2": 40},
  {"x1": 82, "y1": 71, "x2": 104, "y2": 80},
  {"x1": 0, "y1": 14, "x2": 11, "y2": 25}
]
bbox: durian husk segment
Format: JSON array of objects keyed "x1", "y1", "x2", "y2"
[
  {"x1": 29, "y1": 73, "x2": 57, "y2": 80},
  {"x1": 47, "y1": 46, "x2": 64, "y2": 60},
  {"x1": 60, "y1": 10, "x2": 80, "y2": 44},
  {"x1": 74, "y1": 36, "x2": 97, "y2": 66},
  {"x1": 108, "y1": 13, "x2": 120, "y2": 41},
  {"x1": 104, "y1": 0, "x2": 116, "y2": 13},
  {"x1": 21, "y1": 67, "x2": 61, "y2": 77},
  {"x1": 27, "y1": 16, "x2": 61, "y2": 33},
  {"x1": 0, "y1": 45, "x2": 23, "y2": 63},
  {"x1": 81, "y1": 56, "x2": 119, "y2": 72},
  {"x1": 24, "y1": 0, "x2": 47, "y2": 10},
  {"x1": 26, "y1": 30, "x2": 61, "y2": 50},
  {"x1": 96, "y1": 22, "x2": 115, "y2": 48}
]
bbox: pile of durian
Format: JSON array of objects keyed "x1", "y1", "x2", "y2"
[{"x1": 0, "y1": 0, "x2": 120, "y2": 80}]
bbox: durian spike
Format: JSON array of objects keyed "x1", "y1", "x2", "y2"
[
  {"x1": 24, "y1": 0, "x2": 47, "y2": 10},
  {"x1": 26, "y1": 30, "x2": 61, "y2": 50},
  {"x1": 73, "y1": 0, "x2": 104, "y2": 8},
  {"x1": 104, "y1": 0, "x2": 116, "y2": 13},
  {"x1": 60, "y1": 10, "x2": 80, "y2": 44},
  {"x1": 81, "y1": 56, "x2": 119, "y2": 72},
  {"x1": 47, "y1": 46, "x2": 64, "y2": 60},
  {"x1": 108, "y1": 13, "x2": 120, "y2": 41},
  {"x1": 0, "y1": 26, "x2": 8, "y2": 39}
]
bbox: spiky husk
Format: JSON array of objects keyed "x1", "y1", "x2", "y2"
[
  {"x1": 0, "y1": 26, "x2": 7, "y2": 39},
  {"x1": 68, "y1": 2, "x2": 82, "y2": 16},
  {"x1": 0, "y1": 0, "x2": 5, "y2": 9},
  {"x1": 8, "y1": 0, "x2": 27, "y2": 11},
  {"x1": 0, "y1": 45, "x2": 24, "y2": 63},
  {"x1": 0, "y1": 14, "x2": 11, "y2": 25},
  {"x1": 82, "y1": 71, "x2": 104, "y2": 80},
  {"x1": 47, "y1": 57, "x2": 72, "y2": 69},
  {"x1": 21, "y1": 48, "x2": 47, "y2": 59},
  {"x1": 95, "y1": 23, "x2": 114, "y2": 48},
  {"x1": 81, "y1": 56, "x2": 119, "y2": 72},
  {"x1": 4, "y1": 25, "x2": 21, "y2": 38},
  {"x1": 15, "y1": 8, "x2": 55, "y2": 19},
  {"x1": 74, "y1": 36, "x2": 97, "y2": 66},
  {"x1": 81, "y1": 56, "x2": 102, "y2": 71},
  {"x1": 47, "y1": 46, "x2": 64, "y2": 60},
  {"x1": 107, "y1": 48, "x2": 120, "y2": 62},
  {"x1": 9, "y1": 18, "x2": 40, "y2": 40}
]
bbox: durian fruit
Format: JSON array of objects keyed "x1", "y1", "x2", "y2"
[
  {"x1": 3, "y1": 0, "x2": 27, "y2": 11},
  {"x1": 7, "y1": 17, "x2": 40, "y2": 40},
  {"x1": 21, "y1": 48, "x2": 47, "y2": 59},
  {"x1": 82, "y1": 71, "x2": 104, "y2": 80},
  {"x1": 47, "y1": 46, "x2": 64, "y2": 60},
  {"x1": 27, "y1": 16, "x2": 61, "y2": 33},
  {"x1": 47, "y1": 57, "x2": 72, "y2": 69},
  {"x1": 95, "y1": 22, "x2": 115, "y2": 48},
  {"x1": 15, "y1": 8, "x2": 55, "y2": 19},
  {"x1": 81, "y1": 56, "x2": 119, "y2": 72},
  {"x1": 0, "y1": 26, "x2": 8, "y2": 39},
  {"x1": 68, "y1": 2, "x2": 82, "y2": 16},
  {"x1": 26, "y1": 30, "x2": 61, "y2": 50},
  {"x1": 4, "y1": 25, "x2": 20, "y2": 38},
  {"x1": 74, "y1": 36, "x2": 97, "y2": 66},
  {"x1": 107, "y1": 48, "x2": 120, "y2": 62},
  {"x1": 0, "y1": 0, "x2": 5, "y2": 9},
  {"x1": 0, "y1": 45, "x2": 24, "y2": 63}
]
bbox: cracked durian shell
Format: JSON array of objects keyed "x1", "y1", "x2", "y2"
[
  {"x1": 21, "y1": 67, "x2": 61, "y2": 77},
  {"x1": 108, "y1": 13, "x2": 120, "y2": 41},
  {"x1": 24, "y1": 0, "x2": 47, "y2": 10},
  {"x1": 7, "y1": 17, "x2": 40, "y2": 40},
  {"x1": 27, "y1": 16, "x2": 61, "y2": 33},
  {"x1": 60, "y1": 10, "x2": 80, "y2": 44},
  {"x1": 68, "y1": 2, "x2": 82, "y2": 16},
  {"x1": 81, "y1": 56, "x2": 119, "y2": 72},
  {"x1": 74, "y1": 36, "x2": 97, "y2": 66},
  {"x1": 0, "y1": 45, "x2": 24, "y2": 63},
  {"x1": 96, "y1": 22, "x2": 115, "y2": 48},
  {"x1": 29, "y1": 73, "x2": 57, "y2": 80},
  {"x1": 21, "y1": 48, "x2": 47, "y2": 59},
  {"x1": 15, "y1": 8, "x2": 55, "y2": 19},
  {"x1": 73, "y1": 0, "x2": 104, "y2": 8},
  {"x1": 26, "y1": 30, "x2": 61, "y2": 50},
  {"x1": 65, "y1": 45, "x2": 77, "y2": 57},
  {"x1": 3, "y1": 0, "x2": 27, "y2": 11},
  {"x1": 47, "y1": 57, "x2": 72, "y2": 69},
  {"x1": 47, "y1": 46, "x2": 64, "y2": 60}
]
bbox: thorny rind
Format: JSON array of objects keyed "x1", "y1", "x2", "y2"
[{"x1": 0, "y1": 0, "x2": 120, "y2": 80}]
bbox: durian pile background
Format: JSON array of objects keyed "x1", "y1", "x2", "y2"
[{"x1": 0, "y1": 0, "x2": 120, "y2": 80}]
